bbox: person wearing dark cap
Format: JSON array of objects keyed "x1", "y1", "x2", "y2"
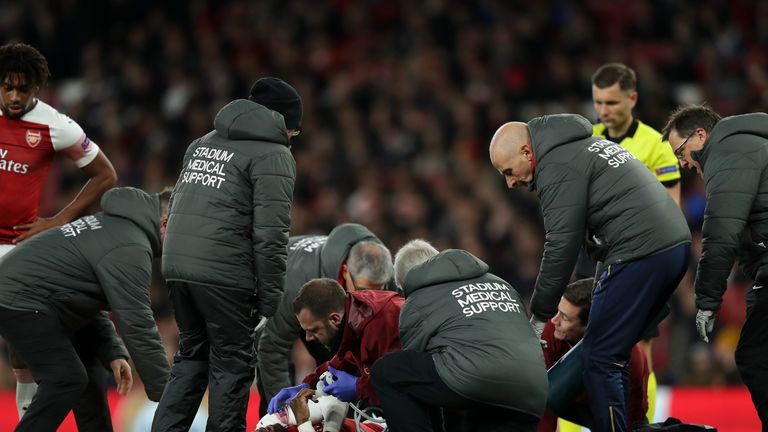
[
  {"x1": 152, "y1": 77, "x2": 301, "y2": 432},
  {"x1": 248, "y1": 77, "x2": 303, "y2": 134}
]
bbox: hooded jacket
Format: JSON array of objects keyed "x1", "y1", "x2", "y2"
[
  {"x1": 691, "y1": 113, "x2": 768, "y2": 311},
  {"x1": 258, "y1": 223, "x2": 383, "y2": 400},
  {"x1": 528, "y1": 114, "x2": 691, "y2": 320},
  {"x1": 301, "y1": 290, "x2": 403, "y2": 406},
  {"x1": 162, "y1": 99, "x2": 296, "y2": 317},
  {"x1": 0, "y1": 187, "x2": 170, "y2": 401},
  {"x1": 399, "y1": 249, "x2": 547, "y2": 417}
]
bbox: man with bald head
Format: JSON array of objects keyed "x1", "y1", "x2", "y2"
[{"x1": 489, "y1": 115, "x2": 690, "y2": 432}]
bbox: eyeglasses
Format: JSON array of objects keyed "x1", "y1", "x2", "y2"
[{"x1": 673, "y1": 131, "x2": 695, "y2": 160}]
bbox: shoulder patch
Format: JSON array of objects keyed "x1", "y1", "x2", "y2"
[{"x1": 655, "y1": 165, "x2": 679, "y2": 175}]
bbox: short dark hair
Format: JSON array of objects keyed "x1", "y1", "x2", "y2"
[
  {"x1": 293, "y1": 278, "x2": 346, "y2": 318},
  {"x1": 661, "y1": 104, "x2": 722, "y2": 141},
  {"x1": 563, "y1": 278, "x2": 593, "y2": 324},
  {"x1": 592, "y1": 63, "x2": 636, "y2": 92},
  {"x1": 0, "y1": 43, "x2": 50, "y2": 88}
]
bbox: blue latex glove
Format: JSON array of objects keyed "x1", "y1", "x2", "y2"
[
  {"x1": 323, "y1": 366, "x2": 358, "y2": 402},
  {"x1": 268, "y1": 383, "x2": 309, "y2": 414}
]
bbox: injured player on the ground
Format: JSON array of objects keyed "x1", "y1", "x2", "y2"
[{"x1": 255, "y1": 372, "x2": 385, "y2": 432}]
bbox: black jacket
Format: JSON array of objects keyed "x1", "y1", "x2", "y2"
[
  {"x1": 162, "y1": 99, "x2": 296, "y2": 317},
  {"x1": 692, "y1": 113, "x2": 768, "y2": 310},
  {"x1": 0, "y1": 187, "x2": 170, "y2": 401},
  {"x1": 528, "y1": 114, "x2": 691, "y2": 320}
]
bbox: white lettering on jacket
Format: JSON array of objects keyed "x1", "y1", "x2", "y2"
[
  {"x1": 588, "y1": 139, "x2": 637, "y2": 168},
  {"x1": 451, "y1": 281, "x2": 522, "y2": 318},
  {"x1": 60, "y1": 215, "x2": 102, "y2": 237},
  {"x1": 181, "y1": 146, "x2": 236, "y2": 189}
]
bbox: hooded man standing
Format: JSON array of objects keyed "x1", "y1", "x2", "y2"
[
  {"x1": 372, "y1": 240, "x2": 547, "y2": 432},
  {"x1": 539, "y1": 278, "x2": 649, "y2": 431},
  {"x1": 154, "y1": 78, "x2": 300, "y2": 432},
  {"x1": 0, "y1": 187, "x2": 171, "y2": 431},
  {"x1": 664, "y1": 105, "x2": 768, "y2": 426},
  {"x1": 488, "y1": 115, "x2": 690, "y2": 432}
]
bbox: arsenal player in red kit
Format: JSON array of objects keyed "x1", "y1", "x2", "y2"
[
  {"x1": 0, "y1": 43, "x2": 116, "y2": 246},
  {"x1": 0, "y1": 43, "x2": 125, "y2": 431}
]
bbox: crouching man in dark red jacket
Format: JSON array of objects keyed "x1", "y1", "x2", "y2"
[
  {"x1": 540, "y1": 278, "x2": 649, "y2": 431},
  {"x1": 269, "y1": 278, "x2": 403, "y2": 415}
]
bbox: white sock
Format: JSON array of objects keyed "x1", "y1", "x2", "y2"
[{"x1": 16, "y1": 382, "x2": 38, "y2": 419}]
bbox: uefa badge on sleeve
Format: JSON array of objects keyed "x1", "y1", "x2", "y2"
[{"x1": 25, "y1": 130, "x2": 42, "y2": 148}]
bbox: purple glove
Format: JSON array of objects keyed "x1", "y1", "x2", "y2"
[
  {"x1": 268, "y1": 383, "x2": 309, "y2": 414},
  {"x1": 323, "y1": 366, "x2": 359, "y2": 402}
]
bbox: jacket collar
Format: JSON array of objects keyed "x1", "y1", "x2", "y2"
[{"x1": 600, "y1": 118, "x2": 639, "y2": 143}]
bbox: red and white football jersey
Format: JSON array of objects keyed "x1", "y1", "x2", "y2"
[{"x1": 0, "y1": 99, "x2": 100, "y2": 244}]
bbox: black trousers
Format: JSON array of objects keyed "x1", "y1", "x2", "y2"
[
  {"x1": 256, "y1": 367, "x2": 269, "y2": 418},
  {"x1": 8, "y1": 316, "x2": 120, "y2": 431},
  {"x1": 371, "y1": 350, "x2": 538, "y2": 432},
  {"x1": 70, "y1": 321, "x2": 114, "y2": 432},
  {"x1": 736, "y1": 286, "x2": 768, "y2": 428},
  {"x1": 152, "y1": 281, "x2": 258, "y2": 432},
  {"x1": 0, "y1": 307, "x2": 89, "y2": 432}
]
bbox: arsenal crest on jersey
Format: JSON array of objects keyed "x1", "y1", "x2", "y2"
[{"x1": 25, "y1": 130, "x2": 42, "y2": 147}]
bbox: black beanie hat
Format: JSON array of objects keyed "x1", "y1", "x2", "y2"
[{"x1": 248, "y1": 77, "x2": 303, "y2": 131}]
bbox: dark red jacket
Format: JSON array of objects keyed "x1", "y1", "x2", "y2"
[
  {"x1": 303, "y1": 290, "x2": 403, "y2": 405},
  {"x1": 538, "y1": 320, "x2": 649, "y2": 431}
]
